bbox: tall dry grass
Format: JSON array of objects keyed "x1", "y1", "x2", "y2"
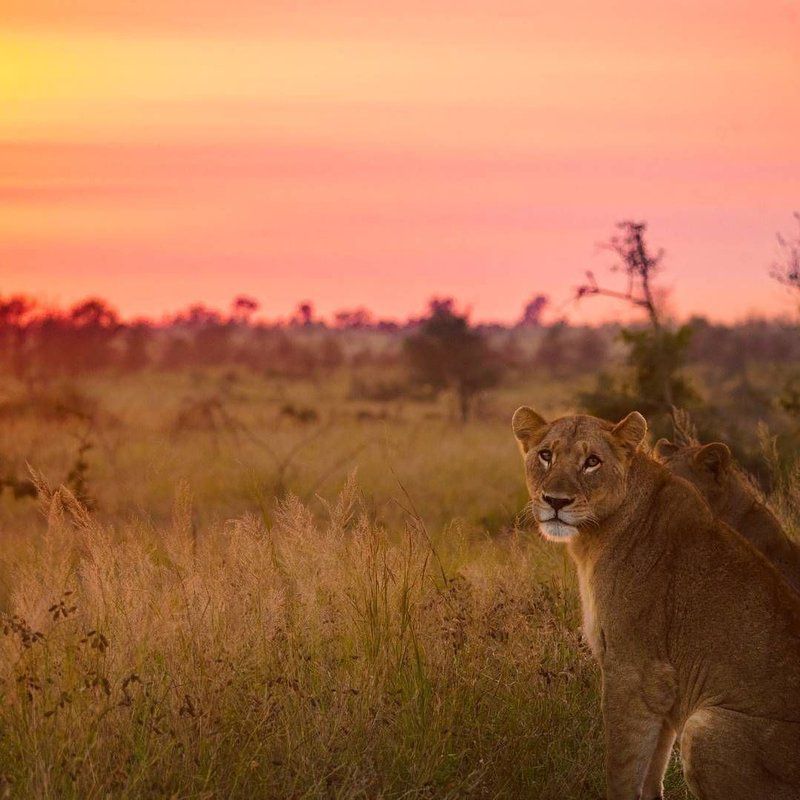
[{"x1": 0, "y1": 469, "x2": 643, "y2": 799}]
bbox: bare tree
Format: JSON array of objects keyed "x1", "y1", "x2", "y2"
[
  {"x1": 577, "y1": 221, "x2": 693, "y2": 413},
  {"x1": 577, "y1": 220, "x2": 664, "y2": 331},
  {"x1": 771, "y1": 212, "x2": 800, "y2": 299}
]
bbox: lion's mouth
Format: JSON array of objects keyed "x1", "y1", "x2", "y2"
[
  {"x1": 535, "y1": 504, "x2": 582, "y2": 526},
  {"x1": 537, "y1": 518, "x2": 579, "y2": 541},
  {"x1": 535, "y1": 506, "x2": 583, "y2": 541}
]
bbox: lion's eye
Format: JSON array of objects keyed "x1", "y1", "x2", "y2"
[
  {"x1": 538, "y1": 449, "x2": 552, "y2": 465},
  {"x1": 584, "y1": 455, "x2": 602, "y2": 470}
]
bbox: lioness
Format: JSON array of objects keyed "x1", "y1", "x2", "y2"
[
  {"x1": 512, "y1": 407, "x2": 800, "y2": 800},
  {"x1": 654, "y1": 437, "x2": 800, "y2": 594}
]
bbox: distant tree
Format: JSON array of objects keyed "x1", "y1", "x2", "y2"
[
  {"x1": 518, "y1": 294, "x2": 549, "y2": 327},
  {"x1": 231, "y1": 295, "x2": 259, "y2": 324},
  {"x1": 174, "y1": 304, "x2": 223, "y2": 327},
  {"x1": 376, "y1": 319, "x2": 400, "y2": 332},
  {"x1": 0, "y1": 295, "x2": 36, "y2": 378},
  {"x1": 291, "y1": 302, "x2": 316, "y2": 327},
  {"x1": 160, "y1": 336, "x2": 193, "y2": 370},
  {"x1": 166, "y1": 303, "x2": 232, "y2": 367},
  {"x1": 65, "y1": 298, "x2": 121, "y2": 372},
  {"x1": 69, "y1": 298, "x2": 119, "y2": 330},
  {"x1": 403, "y1": 298, "x2": 502, "y2": 421},
  {"x1": 120, "y1": 321, "x2": 152, "y2": 372},
  {"x1": 26, "y1": 297, "x2": 120, "y2": 376},
  {"x1": 577, "y1": 221, "x2": 697, "y2": 423},
  {"x1": 334, "y1": 307, "x2": 374, "y2": 329}
]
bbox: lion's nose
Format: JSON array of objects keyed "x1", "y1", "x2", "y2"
[{"x1": 542, "y1": 494, "x2": 574, "y2": 512}]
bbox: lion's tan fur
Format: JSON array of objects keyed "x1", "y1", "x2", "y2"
[
  {"x1": 654, "y1": 437, "x2": 800, "y2": 594},
  {"x1": 513, "y1": 408, "x2": 800, "y2": 800}
]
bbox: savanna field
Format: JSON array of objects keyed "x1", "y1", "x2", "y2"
[
  {"x1": 6, "y1": 0, "x2": 800, "y2": 793},
  {"x1": 2, "y1": 337, "x2": 799, "y2": 799}
]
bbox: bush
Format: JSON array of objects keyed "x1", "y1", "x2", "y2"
[
  {"x1": 582, "y1": 325, "x2": 698, "y2": 434},
  {"x1": 404, "y1": 299, "x2": 503, "y2": 421}
]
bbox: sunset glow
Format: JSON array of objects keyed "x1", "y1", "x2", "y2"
[{"x1": 2, "y1": 1, "x2": 799, "y2": 321}]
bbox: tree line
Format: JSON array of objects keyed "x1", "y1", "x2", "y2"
[{"x1": 2, "y1": 218, "x2": 798, "y2": 427}]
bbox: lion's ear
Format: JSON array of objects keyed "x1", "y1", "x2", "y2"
[
  {"x1": 612, "y1": 411, "x2": 647, "y2": 451},
  {"x1": 694, "y1": 442, "x2": 731, "y2": 476},
  {"x1": 512, "y1": 406, "x2": 547, "y2": 454},
  {"x1": 653, "y1": 438, "x2": 678, "y2": 459}
]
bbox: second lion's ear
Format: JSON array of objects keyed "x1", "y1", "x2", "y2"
[
  {"x1": 612, "y1": 411, "x2": 648, "y2": 451},
  {"x1": 512, "y1": 406, "x2": 547, "y2": 454},
  {"x1": 653, "y1": 438, "x2": 678, "y2": 459},
  {"x1": 694, "y1": 442, "x2": 731, "y2": 476}
]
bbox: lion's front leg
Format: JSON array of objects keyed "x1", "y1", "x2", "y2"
[{"x1": 602, "y1": 666, "x2": 669, "y2": 800}]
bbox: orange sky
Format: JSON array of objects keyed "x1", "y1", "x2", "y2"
[{"x1": 2, "y1": 1, "x2": 799, "y2": 322}]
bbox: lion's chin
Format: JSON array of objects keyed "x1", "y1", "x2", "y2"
[{"x1": 538, "y1": 519, "x2": 580, "y2": 542}]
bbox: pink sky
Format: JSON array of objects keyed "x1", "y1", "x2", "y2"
[{"x1": 2, "y1": 1, "x2": 799, "y2": 323}]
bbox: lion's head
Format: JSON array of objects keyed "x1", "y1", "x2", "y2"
[
  {"x1": 652, "y1": 436, "x2": 800, "y2": 591},
  {"x1": 512, "y1": 408, "x2": 648, "y2": 542},
  {"x1": 653, "y1": 438, "x2": 738, "y2": 518}
]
